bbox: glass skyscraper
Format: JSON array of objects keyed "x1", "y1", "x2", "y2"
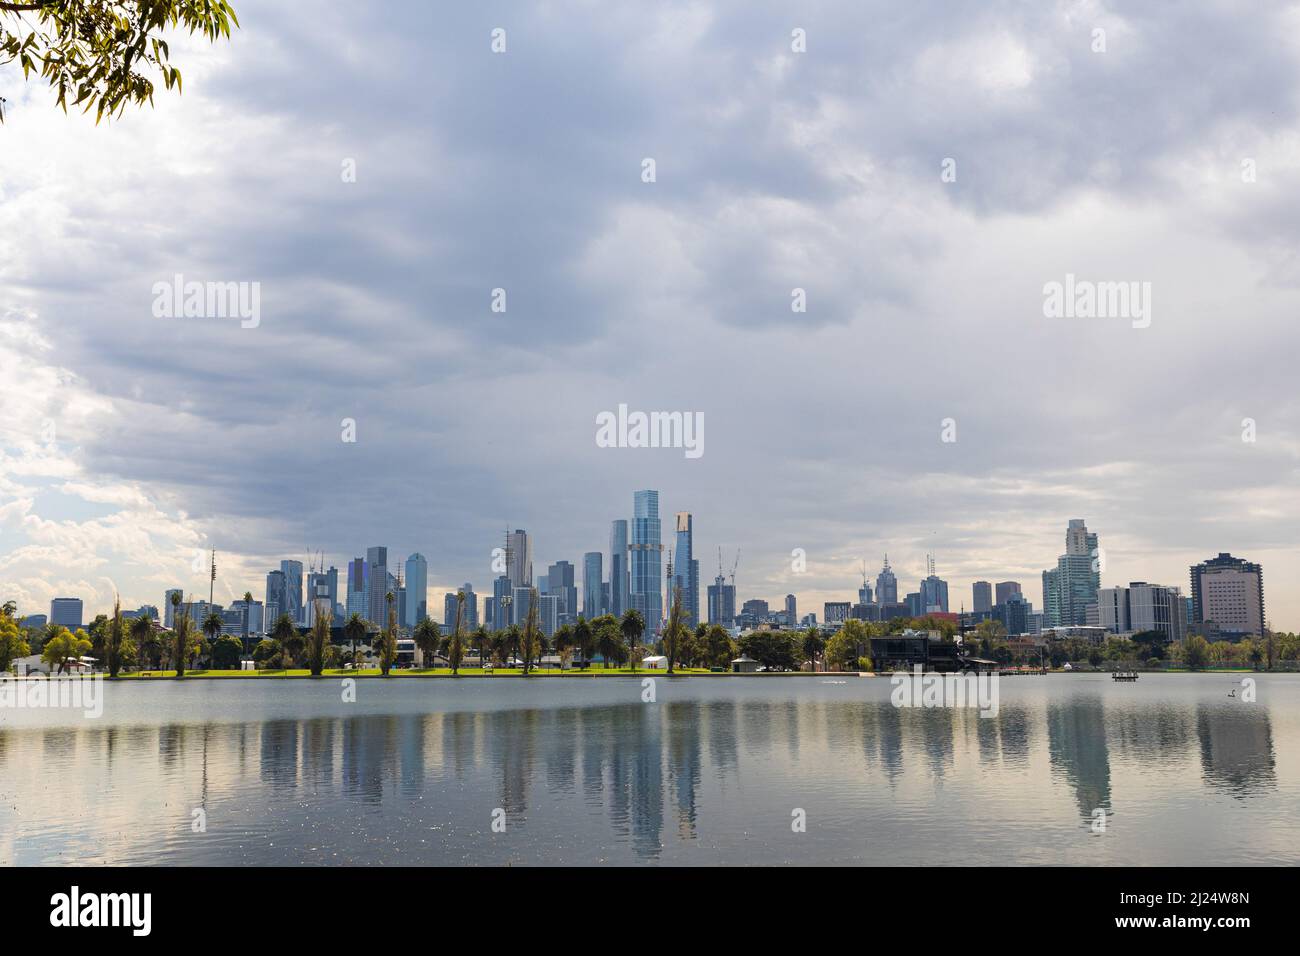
[
  {"x1": 280, "y1": 559, "x2": 303, "y2": 624},
  {"x1": 365, "y1": 546, "x2": 388, "y2": 625},
  {"x1": 673, "y1": 511, "x2": 700, "y2": 628},
  {"x1": 404, "y1": 552, "x2": 428, "y2": 627},
  {"x1": 629, "y1": 490, "x2": 663, "y2": 634},
  {"x1": 582, "y1": 551, "x2": 604, "y2": 619},
  {"x1": 346, "y1": 558, "x2": 367, "y2": 619},
  {"x1": 875, "y1": 556, "x2": 897, "y2": 606},
  {"x1": 609, "y1": 519, "x2": 629, "y2": 618},
  {"x1": 1042, "y1": 518, "x2": 1100, "y2": 627}
]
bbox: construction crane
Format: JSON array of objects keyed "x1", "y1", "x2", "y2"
[{"x1": 729, "y1": 548, "x2": 740, "y2": 588}]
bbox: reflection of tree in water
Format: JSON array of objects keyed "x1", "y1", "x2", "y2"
[
  {"x1": 543, "y1": 706, "x2": 580, "y2": 798},
  {"x1": 974, "y1": 702, "x2": 1033, "y2": 769},
  {"x1": 259, "y1": 718, "x2": 299, "y2": 792},
  {"x1": 1047, "y1": 696, "x2": 1111, "y2": 821},
  {"x1": 907, "y1": 706, "x2": 957, "y2": 779},
  {"x1": 1196, "y1": 703, "x2": 1275, "y2": 798},
  {"x1": 578, "y1": 705, "x2": 607, "y2": 806},
  {"x1": 997, "y1": 704, "x2": 1033, "y2": 766},
  {"x1": 739, "y1": 699, "x2": 773, "y2": 755},
  {"x1": 873, "y1": 702, "x2": 906, "y2": 781},
  {"x1": 1108, "y1": 703, "x2": 1192, "y2": 770},
  {"x1": 491, "y1": 708, "x2": 539, "y2": 820},
  {"x1": 300, "y1": 717, "x2": 335, "y2": 790},
  {"x1": 705, "y1": 699, "x2": 740, "y2": 778}
]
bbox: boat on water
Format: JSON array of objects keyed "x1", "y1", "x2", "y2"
[{"x1": 1111, "y1": 671, "x2": 1139, "y2": 682}]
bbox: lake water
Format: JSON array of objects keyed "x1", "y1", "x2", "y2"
[{"x1": 1, "y1": 674, "x2": 1296, "y2": 866}]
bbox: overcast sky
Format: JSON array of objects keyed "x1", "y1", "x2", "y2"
[{"x1": 2, "y1": 1, "x2": 1299, "y2": 629}]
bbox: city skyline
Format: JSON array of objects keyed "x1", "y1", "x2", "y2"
[{"x1": 13, "y1": 506, "x2": 1282, "y2": 638}]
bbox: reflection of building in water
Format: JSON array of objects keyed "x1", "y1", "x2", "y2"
[
  {"x1": 259, "y1": 719, "x2": 300, "y2": 792},
  {"x1": 861, "y1": 701, "x2": 905, "y2": 780},
  {"x1": 1196, "y1": 704, "x2": 1275, "y2": 797},
  {"x1": 704, "y1": 700, "x2": 740, "y2": 778},
  {"x1": 665, "y1": 701, "x2": 702, "y2": 838},
  {"x1": 630, "y1": 707, "x2": 664, "y2": 859},
  {"x1": 341, "y1": 715, "x2": 396, "y2": 805},
  {"x1": 1047, "y1": 697, "x2": 1111, "y2": 820}
]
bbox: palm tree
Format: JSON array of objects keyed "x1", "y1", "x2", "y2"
[
  {"x1": 201, "y1": 611, "x2": 223, "y2": 670},
  {"x1": 306, "y1": 604, "x2": 332, "y2": 676},
  {"x1": 378, "y1": 592, "x2": 397, "y2": 676},
  {"x1": 489, "y1": 630, "x2": 508, "y2": 667},
  {"x1": 595, "y1": 616, "x2": 621, "y2": 669},
  {"x1": 343, "y1": 612, "x2": 367, "y2": 668},
  {"x1": 413, "y1": 617, "x2": 440, "y2": 670},
  {"x1": 505, "y1": 624, "x2": 522, "y2": 667},
  {"x1": 663, "y1": 585, "x2": 685, "y2": 676},
  {"x1": 572, "y1": 617, "x2": 594, "y2": 669},
  {"x1": 620, "y1": 609, "x2": 644, "y2": 671},
  {"x1": 447, "y1": 591, "x2": 467, "y2": 676},
  {"x1": 471, "y1": 624, "x2": 490, "y2": 668},
  {"x1": 131, "y1": 613, "x2": 157, "y2": 671},
  {"x1": 173, "y1": 609, "x2": 195, "y2": 678},
  {"x1": 241, "y1": 590, "x2": 255, "y2": 652},
  {"x1": 519, "y1": 588, "x2": 540, "y2": 675},
  {"x1": 105, "y1": 597, "x2": 125, "y2": 678},
  {"x1": 271, "y1": 613, "x2": 298, "y2": 671}
]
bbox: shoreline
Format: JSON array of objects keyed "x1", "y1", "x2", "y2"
[{"x1": 6, "y1": 667, "x2": 1283, "y2": 681}]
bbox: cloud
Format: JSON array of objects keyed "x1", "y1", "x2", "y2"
[{"x1": 2, "y1": 1, "x2": 1299, "y2": 627}]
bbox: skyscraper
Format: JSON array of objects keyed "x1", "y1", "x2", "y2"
[
  {"x1": 995, "y1": 581, "x2": 1022, "y2": 605},
  {"x1": 49, "y1": 598, "x2": 83, "y2": 630},
  {"x1": 582, "y1": 551, "x2": 604, "y2": 619},
  {"x1": 858, "y1": 573, "x2": 873, "y2": 606},
  {"x1": 492, "y1": 575, "x2": 513, "y2": 630},
  {"x1": 785, "y1": 593, "x2": 797, "y2": 626},
  {"x1": 365, "y1": 546, "x2": 388, "y2": 625},
  {"x1": 1190, "y1": 553, "x2": 1265, "y2": 639},
  {"x1": 305, "y1": 565, "x2": 338, "y2": 626},
  {"x1": 609, "y1": 519, "x2": 629, "y2": 618},
  {"x1": 346, "y1": 558, "x2": 367, "y2": 618},
  {"x1": 546, "y1": 560, "x2": 578, "y2": 624},
  {"x1": 461, "y1": 583, "x2": 479, "y2": 629},
  {"x1": 972, "y1": 581, "x2": 992, "y2": 614},
  {"x1": 875, "y1": 556, "x2": 897, "y2": 606},
  {"x1": 920, "y1": 573, "x2": 949, "y2": 613},
  {"x1": 673, "y1": 511, "x2": 700, "y2": 628},
  {"x1": 1099, "y1": 582, "x2": 1187, "y2": 643},
  {"x1": 629, "y1": 490, "x2": 663, "y2": 635},
  {"x1": 506, "y1": 529, "x2": 533, "y2": 588},
  {"x1": 263, "y1": 570, "x2": 285, "y2": 625},
  {"x1": 404, "y1": 553, "x2": 428, "y2": 628},
  {"x1": 707, "y1": 570, "x2": 735, "y2": 626},
  {"x1": 280, "y1": 559, "x2": 304, "y2": 624},
  {"x1": 1042, "y1": 519, "x2": 1100, "y2": 628}
]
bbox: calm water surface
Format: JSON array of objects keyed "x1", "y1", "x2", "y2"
[{"x1": 1, "y1": 674, "x2": 1297, "y2": 865}]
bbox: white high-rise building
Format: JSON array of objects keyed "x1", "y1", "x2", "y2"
[{"x1": 1098, "y1": 582, "x2": 1187, "y2": 643}]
